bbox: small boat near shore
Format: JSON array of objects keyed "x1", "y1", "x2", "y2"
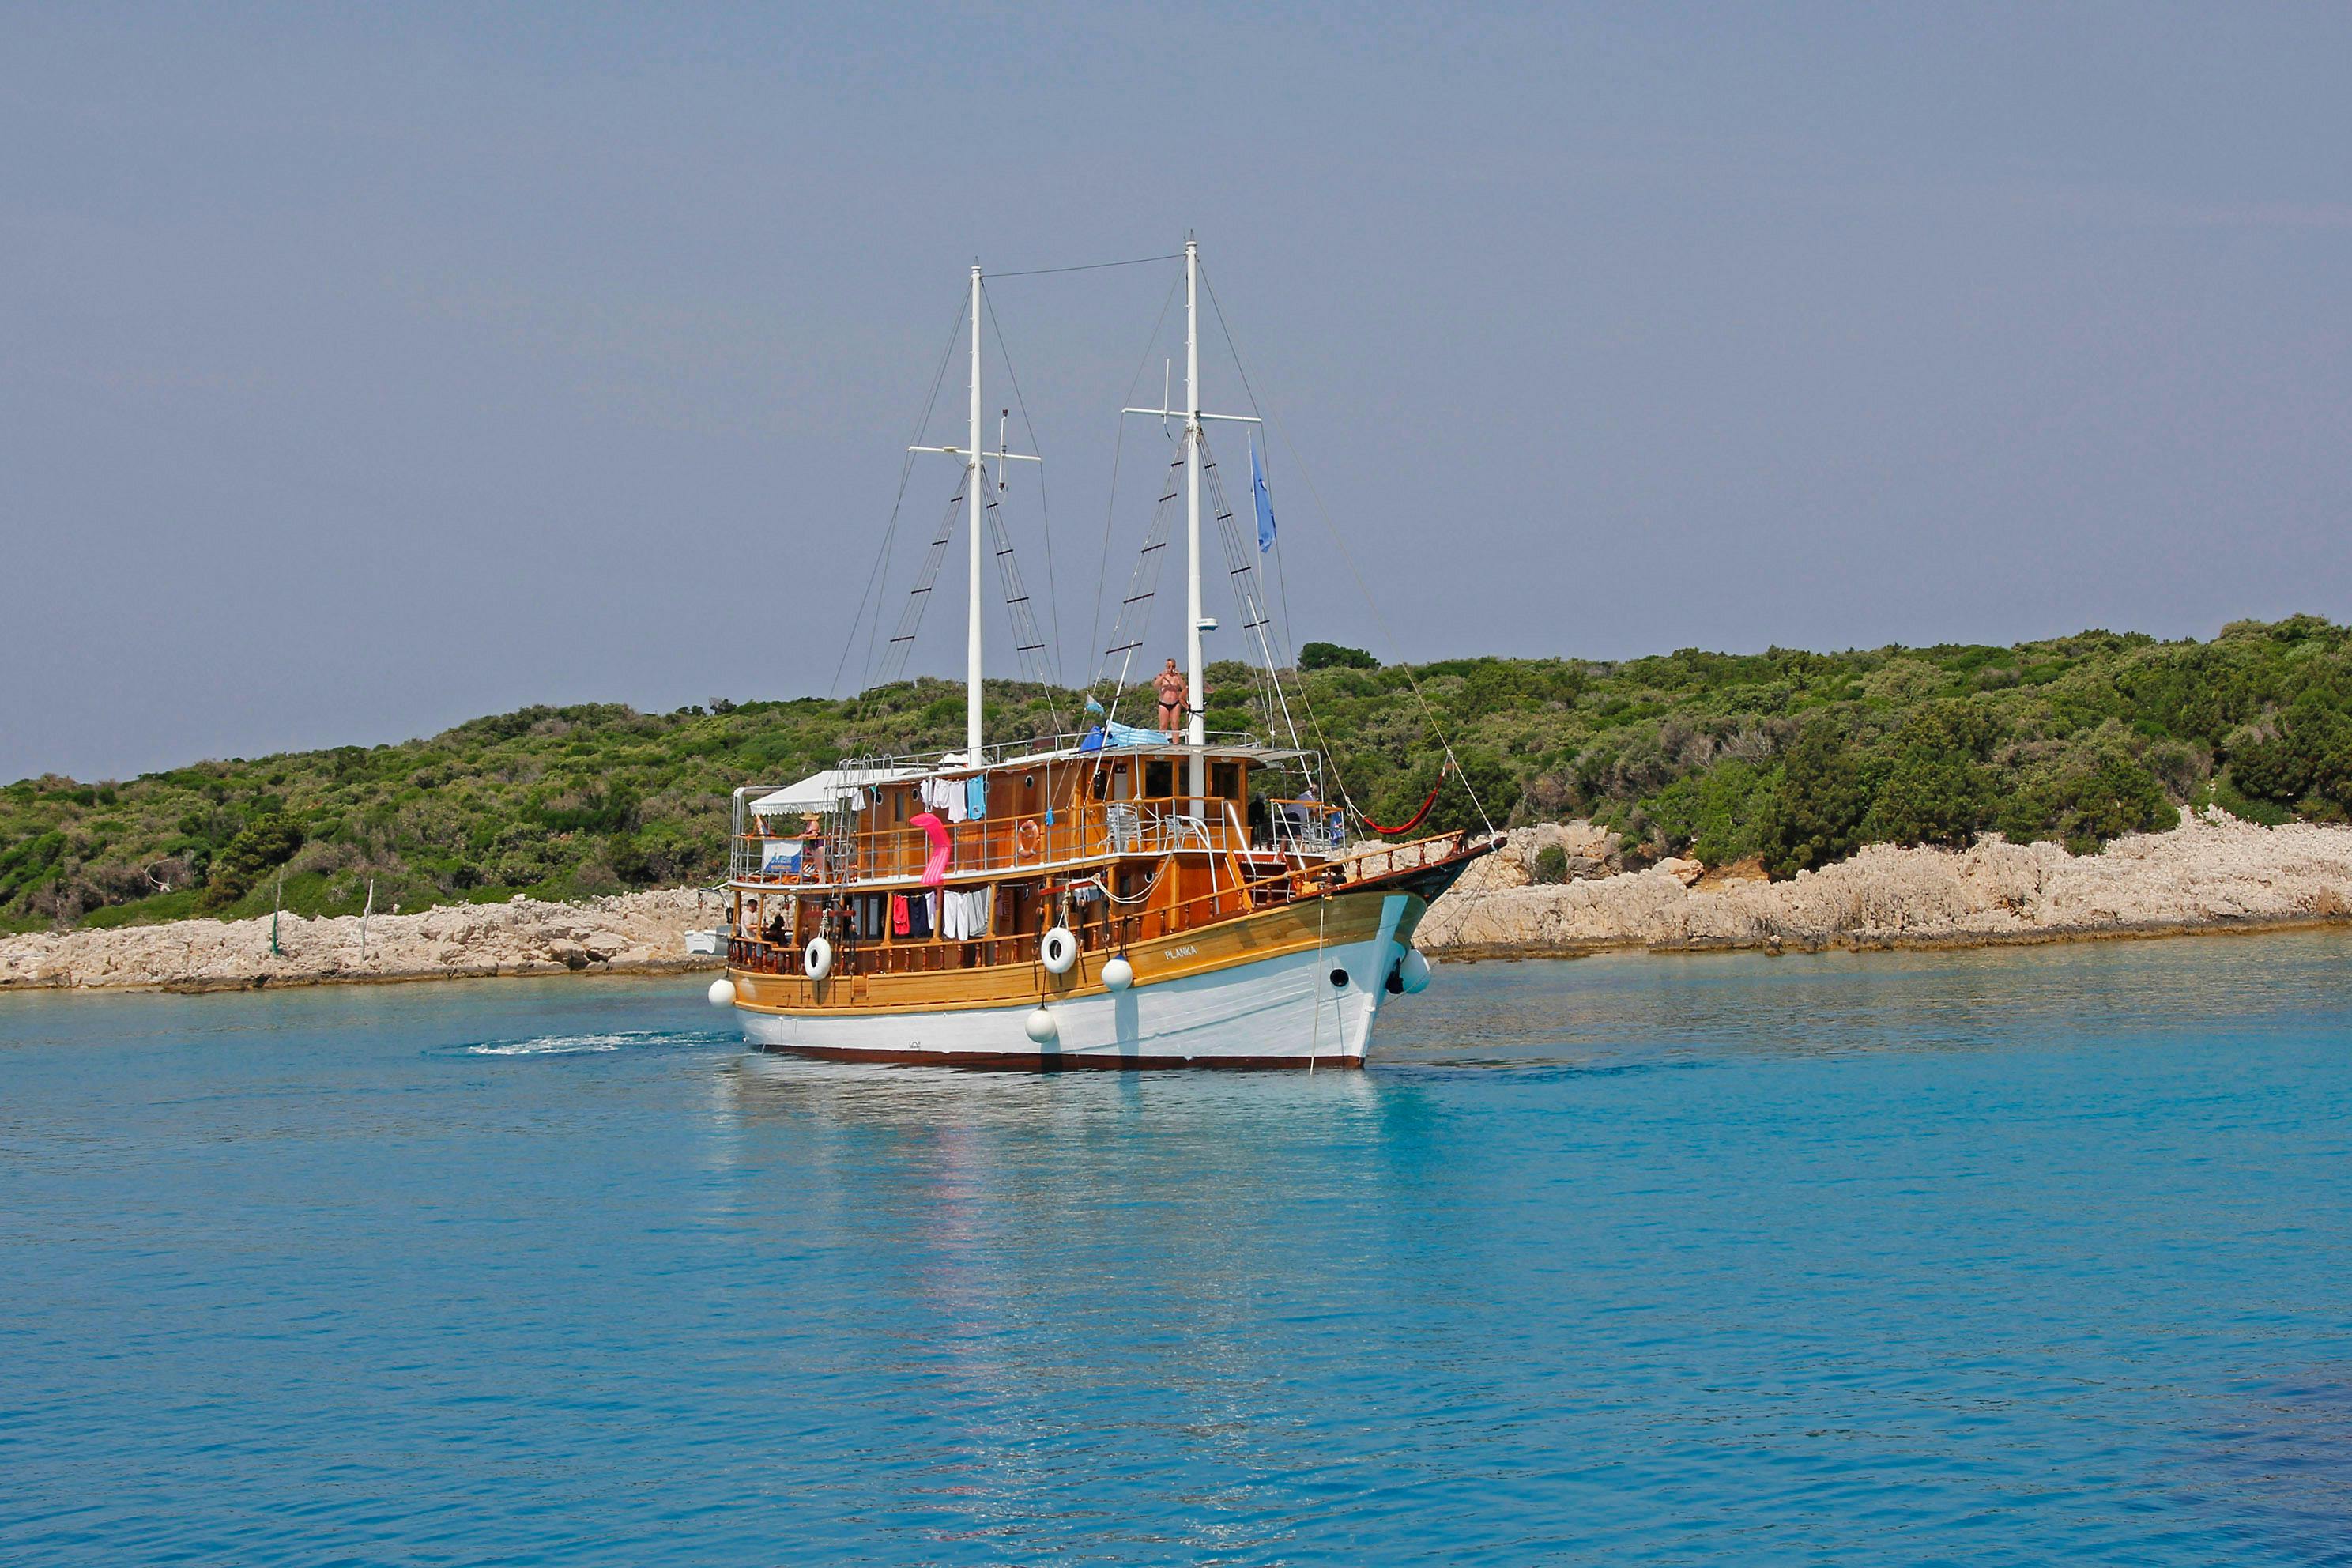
[{"x1": 714, "y1": 242, "x2": 1499, "y2": 1067}]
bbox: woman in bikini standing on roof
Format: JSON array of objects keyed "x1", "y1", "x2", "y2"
[{"x1": 1154, "y1": 658, "x2": 1188, "y2": 740}]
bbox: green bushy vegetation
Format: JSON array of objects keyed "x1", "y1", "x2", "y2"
[
  {"x1": 1298, "y1": 641, "x2": 1381, "y2": 672},
  {"x1": 7, "y1": 617, "x2": 2352, "y2": 933},
  {"x1": 1291, "y1": 616, "x2": 2352, "y2": 869}
]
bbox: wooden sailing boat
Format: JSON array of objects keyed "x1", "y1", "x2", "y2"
[{"x1": 717, "y1": 242, "x2": 1498, "y2": 1066}]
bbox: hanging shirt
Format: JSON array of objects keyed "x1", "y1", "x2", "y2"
[
  {"x1": 964, "y1": 775, "x2": 988, "y2": 820},
  {"x1": 943, "y1": 886, "x2": 994, "y2": 941}
]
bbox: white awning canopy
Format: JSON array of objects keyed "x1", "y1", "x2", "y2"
[{"x1": 748, "y1": 766, "x2": 919, "y2": 819}]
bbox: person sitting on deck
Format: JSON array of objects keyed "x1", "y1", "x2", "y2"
[
  {"x1": 1155, "y1": 658, "x2": 1188, "y2": 739},
  {"x1": 763, "y1": 910, "x2": 788, "y2": 947}
]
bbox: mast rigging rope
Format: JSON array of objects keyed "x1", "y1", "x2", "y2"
[
  {"x1": 834, "y1": 287, "x2": 972, "y2": 707},
  {"x1": 1199, "y1": 263, "x2": 1500, "y2": 840}
]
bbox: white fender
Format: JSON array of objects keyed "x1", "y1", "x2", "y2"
[
  {"x1": 804, "y1": 936, "x2": 834, "y2": 981},
  {"x1": 1041, "y1": 925, "x2": 1080, "y2": 975},
  {"x1": 1102, "y1": 955, "x2": 1134, "y2": 993},
  {"x1": 706, "y1": 978, "x2": 737, "y2": 1008},
  {"x1": 1025, "y1": 1007, "x2": 1059, "y2": 1045},
  {"x1": 1397, "y1": 948, "x2": 1432, "y2": 995}
]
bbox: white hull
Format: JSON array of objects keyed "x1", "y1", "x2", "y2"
[{"x1": 735, "y1": 922, "x2": 1410, "y2": 1068}]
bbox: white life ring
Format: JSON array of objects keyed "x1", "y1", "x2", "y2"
[
  {"x1": 1040, "y1": 925, "x2": 1080, "y2": 975},
  {"x1": 804, "y1": 935, "x2": 834, "y2": 981}
]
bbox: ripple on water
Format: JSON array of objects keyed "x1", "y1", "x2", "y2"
[{"x1": 451, "y1": 1028, "x2": 734, "y2": 1058}]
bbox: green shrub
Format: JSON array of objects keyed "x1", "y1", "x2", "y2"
[
  {"x1": 1862, "y1": 707, "x2": 1994, "y2": 849},
  {"x1": 1999, "y1": 747, "x2": 2177, "y2": 853},
  {"x1": 197, "y1": 813, "x2": 306, "y2": 912},
  {"x1": 2227, "y1": 690, "x2": 2352, "y2": 809},
  {"x1": 1299, "y1": 641, "x2": 1379, "y2": 671},
  {"x1": 1758, "y1": 722, "x2": 1871, "y2": 878},
  {"x1": 1647, "y1": 758, "x2": 1771, "y2": 866}
]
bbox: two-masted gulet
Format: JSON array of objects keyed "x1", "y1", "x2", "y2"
[{"x1": 711, "y1": 242, "x2": 1498, "y2": 1066}]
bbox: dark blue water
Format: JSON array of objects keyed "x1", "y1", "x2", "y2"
[{"x1": 5, "y1": 937, "x2": 2351, "y2": 1565}]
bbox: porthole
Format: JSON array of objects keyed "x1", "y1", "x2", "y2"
[{"x1": 1329, "y1": 967, "x2": 1350, "y2": 988}]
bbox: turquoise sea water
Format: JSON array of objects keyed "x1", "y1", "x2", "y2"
[{"x1": 3, "y1": 936, "x2": 2350, "y2": 1564}]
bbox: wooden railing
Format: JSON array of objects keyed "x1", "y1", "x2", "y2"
[
  {"x1": 729, "y1": 793, "x2": 1266, "y2": 888},
  {"x1": 1333, "y1": 828, "x2": 1479, "y2": 884},
  {"x1": 728, "y1": 852, "x2": 1351, "y2": 982},
  {"x1": 726, "y1": 829, "x2": 1491, "y2": 986}
]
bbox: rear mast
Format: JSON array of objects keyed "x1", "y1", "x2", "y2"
[
  {"x1": 1121, "y1": 238, "x2": 1263, "y2": 804},
  {"x1": 1183, "y1": 239, "x2": 1205, "y2": 805}
]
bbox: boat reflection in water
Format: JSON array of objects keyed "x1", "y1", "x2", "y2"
[{"x1": 713, "y1": 1050, "x2": 1423, "y2": 1542}]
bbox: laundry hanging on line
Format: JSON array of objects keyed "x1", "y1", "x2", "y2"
[
  {"x1": 940, "y1": 886, "x2": 993, "y2": 941},
  {"x1": 919, "y1": 776, "x2": 969, "y2": 824}
]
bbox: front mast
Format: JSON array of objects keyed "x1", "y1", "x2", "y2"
[
  {"x1": 966, "y1": 264, "x2": 985, "y2": 760},
  {"x1": 911, "y1": 265, "x2": 1038, "y2": 763}
]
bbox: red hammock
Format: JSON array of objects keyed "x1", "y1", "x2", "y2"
[{"x1": 1359, "y1": 762, "x2": 1452, "y2": 837}]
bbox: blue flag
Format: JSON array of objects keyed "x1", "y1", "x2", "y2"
[{"x1": 1251, "y1": 435, "x2": 1276, "y2": 553}]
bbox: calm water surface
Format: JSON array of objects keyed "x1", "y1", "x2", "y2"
[{"x1": 4, "y1": 937, "x2": 2350, "y2": 1564}]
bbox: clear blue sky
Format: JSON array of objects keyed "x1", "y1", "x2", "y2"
[{"x1": 5, "y1": 4, "x2": 2347, "y2": 783}]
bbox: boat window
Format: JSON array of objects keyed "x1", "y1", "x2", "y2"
[
  {"x1": 1145, "y1": 760, "x2": 1174, "y2": 799},
  {"x1": 1211, "y1": 762, "x2": 1242, "y2": 801}
]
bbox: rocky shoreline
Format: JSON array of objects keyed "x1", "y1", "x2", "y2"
[
  {"x1": 0, "y1": 888, "x2": 726, "y2": 993},
  {"x1": 5, "y1": 808, "x2": 2350, "y2": 995},
  {"x1": 1417, "y1": 808, "x2": 2352, "y2": 958}
]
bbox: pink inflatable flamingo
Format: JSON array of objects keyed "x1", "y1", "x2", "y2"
[{"x1": 910, "y1": 812, "x2": 952, "y2": 888}]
